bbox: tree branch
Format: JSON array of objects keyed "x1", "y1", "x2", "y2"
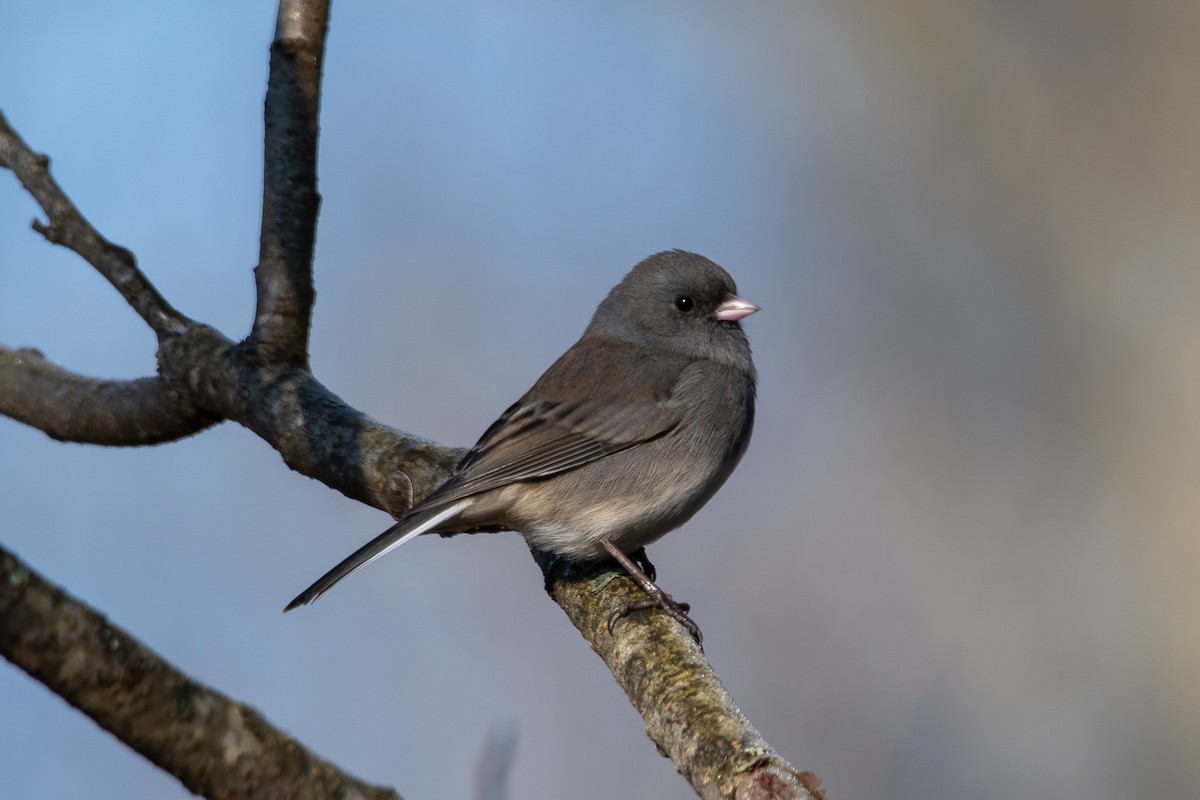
[
  {"x1": 0, "y1": 544, "x2": 402, "y2": 800},
  {"x1": 0, "y1": 111, "x2": 189, "y2": 340},
  {"x1": 156, "y1": 324, "x2": 464, "y2": 518},
  {"x1": 541, "y1": 554, "x2": 824, "y2": 800},
  {"x1": 252, "y1": 0, "x2": 329, "y2": 363},
  {"x1": 0, "y1": 346, "x2": 215, "y2": 445}
]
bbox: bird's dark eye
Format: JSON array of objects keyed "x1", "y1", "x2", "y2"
[{"x1": 674, "y1": 296, "x2": 694, "y2": 313}]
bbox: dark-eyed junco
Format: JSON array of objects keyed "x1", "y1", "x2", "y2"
[{"x1": 286, "y1": 250, "x2": 758, "y2": 642}]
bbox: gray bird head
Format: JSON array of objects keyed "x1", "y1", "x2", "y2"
[{"x1": 587, "y1": 250, "x2": 759, "y2": 370}]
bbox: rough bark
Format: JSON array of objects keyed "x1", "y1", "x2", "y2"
[
  {"x1": 0, "y1": 545, "x2": 400, "y2": 800},
  {"x1": 542, "y1": 554, "x2": 825, "y2": 800}
]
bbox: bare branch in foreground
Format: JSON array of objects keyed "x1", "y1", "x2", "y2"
[{"x1": 0, "y1": 544, "x2": 402, "y2": 800}]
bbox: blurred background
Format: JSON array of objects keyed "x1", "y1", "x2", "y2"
[{"x1": 2, "y1": 2, "x2": 1198, "y2": 798}]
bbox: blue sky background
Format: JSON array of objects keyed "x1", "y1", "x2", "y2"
[{"x1": 4, "y1": 3, "x2": 1200, "y2": 799}]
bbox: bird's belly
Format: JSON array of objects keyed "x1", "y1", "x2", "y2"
[{"x1": 510, "y1": 450, "x2": 728, "y2": 562}]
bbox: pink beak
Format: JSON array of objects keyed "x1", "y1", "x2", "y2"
[{"x1": 714, "y1": 293, "x2": 760, "y2": 322}]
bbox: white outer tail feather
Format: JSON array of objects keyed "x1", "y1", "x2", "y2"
[
  {"x1": 355, "y1": 500, "x2": 468, "y2": 574},
  {"x1": 286, "y1": 498, "x2": 471, "y2": 609}
]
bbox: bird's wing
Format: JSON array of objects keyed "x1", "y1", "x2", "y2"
[
  {"x1": 426, "y1": 340, "x2": 690, "y2": 507},
  {"x1": 286, "y1": 342, "x2": 692, "y2": 610}
]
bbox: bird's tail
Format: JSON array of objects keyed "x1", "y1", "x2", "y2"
[{"x1": 284, "y1": 500, "x2": 469, "y2": 611}]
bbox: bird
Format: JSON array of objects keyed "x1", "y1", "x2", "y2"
[{"x1": 286, "y1": 249, "x2": 758, "y2": 642}]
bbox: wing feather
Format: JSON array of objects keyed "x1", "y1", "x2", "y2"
[{"x1": 420, "y1": 340, "x2": 688, "y2": 509}]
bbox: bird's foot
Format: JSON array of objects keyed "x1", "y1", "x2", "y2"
[
  {"x1": 601, "y1": 541, "x2": 703, "y2": 646},
  {"x1": 608, "y1": 591, "x2": 702, "y2": 645}
]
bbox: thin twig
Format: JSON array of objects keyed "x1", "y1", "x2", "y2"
[{"x1": 0, "y1": 112, "x2": 188, "y2": 339}]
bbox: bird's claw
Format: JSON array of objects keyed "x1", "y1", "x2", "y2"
[{"x1": 607, "y1": 594, "x2": 703, "y2": 646}]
